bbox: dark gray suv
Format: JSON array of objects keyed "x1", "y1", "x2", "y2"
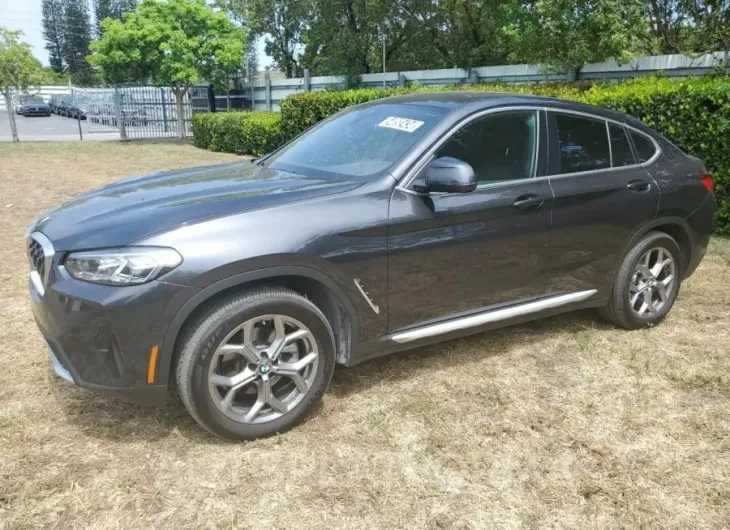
[{"x1": 27, "y1": 93, "x2": 716, "y2": 439}]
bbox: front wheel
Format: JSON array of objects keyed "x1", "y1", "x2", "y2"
[
  {"x1": 176, "y1": 286, "x2": 336, "y2": 439},
  {"x1": 600, "y1": 231, "x2": 681, "y2": 329}
]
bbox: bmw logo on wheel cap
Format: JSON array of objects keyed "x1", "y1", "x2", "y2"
[{"x1": 259, "y1": 362, "x2": 271, "y2": 375}]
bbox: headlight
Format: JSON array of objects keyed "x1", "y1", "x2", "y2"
[{"x1": 64, "y1": 247, "x2": 182, "y2": 286}]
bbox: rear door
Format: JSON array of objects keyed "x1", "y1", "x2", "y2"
[
  {"x1": 387, "y1": 108, "x2": 555, "y2": 331},
  {"x1": 546, "y1": 110, "x2": 660, "y2": 296}
]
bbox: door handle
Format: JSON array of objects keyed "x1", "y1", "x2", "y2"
[
  {"x1": 513, "y1": 194, "x2": 544, "y2": 210},
  {"x1": 627, "y1": 180, "x2": 651, "y2": 193}
]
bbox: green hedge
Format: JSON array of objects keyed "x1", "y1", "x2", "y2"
[
  {"x1": 191, "y1": 111, "x2": 283, "y2": 156},
  {"x1": 193, "y1": 77, "x2": 730, "y2": 233},
  {"x1": 581, "y1": 77, "x2": 730, "y2": 233}
]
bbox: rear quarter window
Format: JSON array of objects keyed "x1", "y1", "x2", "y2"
[
  {"x1": 630, "y1": 130, "x2": 658, "y2": 163},
  {"x1": 609, "y1": 124, "x2": 635, "y2": 167}
]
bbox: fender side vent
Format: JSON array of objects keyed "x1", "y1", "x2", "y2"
[{"x1": 354, "y1": 278, "x2": 380, "y2": 315}]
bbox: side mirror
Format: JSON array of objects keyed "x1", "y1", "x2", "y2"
[{"x1": 420, "y1": 157, "x2": 477, "y2": 193}]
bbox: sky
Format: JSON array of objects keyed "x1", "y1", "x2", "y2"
[{"x1": 0, "y1": 0, "x2": 273, "y2": 68}]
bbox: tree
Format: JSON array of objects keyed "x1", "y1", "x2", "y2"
[
  {"x1": 62, "y1": 0, "x2": 94, "y2": 83},
  {"x1": 299, "y1": 0, "x2": 513, "y2": 81},
  {"x1": 643, "y1": 0, "x2": 688, "y2": 54},
  {"x1": 505, "y1": 0, "x2": 646, "y2": 76},
  {"x1": 681, "y1": 0, "x2": 730, "y2": 56},
  {"x1": 216, "y1": 0, "x2": 308, "y2": 78},
  {"x1": 249, "y1": 0, "x2": 310, "y2": 78},
  {"x1": 93, "y1": 0, "x2": 138, "y2": 39},
  {"x1": 89, "y1": 0, "x2": 246, "y2": 137},
  {"x1": 0, "y1": 28, "x2": 45, "y2": 142},
  {"x1": 414, "y1": 0, "x2": 514, "y2": 68},
  {"x1": 41, "y1": 66, "x2": 70, "y2": 85},
  {"x1": 211, "y1": 0, "x2": 259, "y2": 81},
  {"x1": 302, "y1": 0, "x2": 419, "y2": 82},
  {"x1": 117, "y1": 0, "x2": 139, "y2": 14},
  {"x1": 42, "y1": 0, "x2": 66, "y2": 73},
  {"x1": 93, "y1": 0, "x2": 114, "y2": 39}
]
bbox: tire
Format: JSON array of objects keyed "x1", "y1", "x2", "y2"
[
  {"x1": 176, "y1": 286, "x2": 336, "y2": 440},
  {"x1": 600, "y1": 231, "x2": 682, "y2": 329}
]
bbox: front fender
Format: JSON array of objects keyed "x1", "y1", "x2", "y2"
[{"x1": 155, "y1": 265, "x2": 362, "y2": 388}]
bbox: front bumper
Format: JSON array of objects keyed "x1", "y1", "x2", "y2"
[
  {"x1": 23, "y1": 109, "x2": 51, "y2": 116},
  {"x1": 29, "y1": 236, "x2": 198, "y2": 406}
]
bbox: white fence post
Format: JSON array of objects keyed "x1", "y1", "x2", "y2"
[{"x1": 265, "y1": 71, "x2": 272, "y2": 111}]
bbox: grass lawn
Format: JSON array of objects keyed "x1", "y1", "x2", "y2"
[{"x1": 1, "y1": 141, "x2": 729, "y2": 529}]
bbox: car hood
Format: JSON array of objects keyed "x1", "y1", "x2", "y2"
[
  {"x1": 23, "y1": 103, "x2": 48, "y2": 108},
  {"x1": 31, "y1": 161, "x2": 361, "y2": 250}
]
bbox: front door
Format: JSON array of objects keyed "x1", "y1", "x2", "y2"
[{"x1": 387, "y1": 108, "x2": 555, "y2": 332}]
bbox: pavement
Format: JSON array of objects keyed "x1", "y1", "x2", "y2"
[{"x1": 0, "y1": 112, "x2": 120, "y2": 142}]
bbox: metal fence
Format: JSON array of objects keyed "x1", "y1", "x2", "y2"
[
  {"x1": 4, "y1": 50, "x2": 728, "y2": 141},
  {"x1": 63, "y1": 85, "x2": 212, "y2": 139}
]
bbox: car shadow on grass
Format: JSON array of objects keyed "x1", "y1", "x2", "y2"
[
  {"x1": 328, "y1": 309, "x2": 612, "y2": 398},
  {"x1": 53, "y1": 309, "x2": 610, "y2": 444},
  {"x1": 51, "y1": 381, "x2": 221, "y2": 444}
]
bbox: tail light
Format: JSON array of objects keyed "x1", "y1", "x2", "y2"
[{"x1": 701, "y1": 174, "x2": 714, "y2": 193}]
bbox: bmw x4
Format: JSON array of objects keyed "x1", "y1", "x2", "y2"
[{"x1": 27, "y1": 93, "x2": 716, "y2": 439}]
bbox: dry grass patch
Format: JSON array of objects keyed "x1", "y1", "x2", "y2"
[{"x1": 0, "y1": 141, "x2": 729, "y2": 528}]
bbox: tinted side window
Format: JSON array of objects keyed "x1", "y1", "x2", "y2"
[
  {"x1": 609, "y1": 124, "x2": 635, "y2": 167},
  {"x1": 556, "y1": 113, "x2": 610, "y2": 174},
  {"x1": 436, "y1": 110, "x2": 537, "y2": 184},
  {"x1": 631, "y1": 131, "x2": 657, "y2": 163}
]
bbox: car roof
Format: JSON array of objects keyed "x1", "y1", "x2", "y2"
[{"x1": 364, "y1": 90, "x2": 651, "y2": 132}]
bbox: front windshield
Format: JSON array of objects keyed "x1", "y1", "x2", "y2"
[{"x1": 267, "y1": 103, "x2": 447, "y2": 179}]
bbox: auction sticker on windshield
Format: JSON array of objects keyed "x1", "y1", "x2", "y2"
[{"x1": 377, "y1": 116, "x2": 425, "y2": 133}]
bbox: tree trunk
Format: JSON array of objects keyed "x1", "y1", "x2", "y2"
[
  {"x1": 4, "y1": 91, "x2": 19, "y2": 142},
  {"x1": 173, "y1": 87, "x2": 188, "y2": 139}
]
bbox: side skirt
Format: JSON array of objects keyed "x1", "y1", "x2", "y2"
[
  {"x1": 392, "y1": 290, "x2": 597, "y2": 344},
  {"x1": 347, "y1": 291, "x2": 604, "y2": 366}
]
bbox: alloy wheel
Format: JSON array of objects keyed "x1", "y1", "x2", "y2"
[
  {"x1": 629, "y1": 246, "x2": 675, "y2": 318},
  {"x1": 207, "y1": 314, "x2": 319, "y2": 424}
]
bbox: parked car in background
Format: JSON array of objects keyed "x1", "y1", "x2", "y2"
[
  {"x1": 68, "y1": 102, "x2": 88, "y2": 120},
  {"x1": 14, "y1": 95, "x2": 46, "y2": 116},
  {"x1": 13, "y1": 95, "x2": 27, "y2": 113},
  {"x1": 19, "y1": 98, "x2": 51, "y2": 117},
  {"x1": 55, "y1": 97, "x2": 71, "y2": 117},
  {"x1": 27, "y1": 92, "x2": 716, "y2": 440},
  {"x1": 119, "y1": 107, "x2": 148, "y2": 126},
  {"x1": 48, "y1": 94, "x2": 68, "y2": 115}
]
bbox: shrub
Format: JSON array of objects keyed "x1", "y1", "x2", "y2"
[
  {"x1": 191, "y1": 111, "x2": 284, "y2": 156},
  {"x1": 191, "y1": 113, "x2": 213, "y2": 149}
]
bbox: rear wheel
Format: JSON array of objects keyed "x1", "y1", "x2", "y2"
[
  {"x1": 600, "y1": 231, "x2": 681, "y2": 329},
  {"x1": 176, "y1": 286, "x2": 336, "y2": 439}
]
